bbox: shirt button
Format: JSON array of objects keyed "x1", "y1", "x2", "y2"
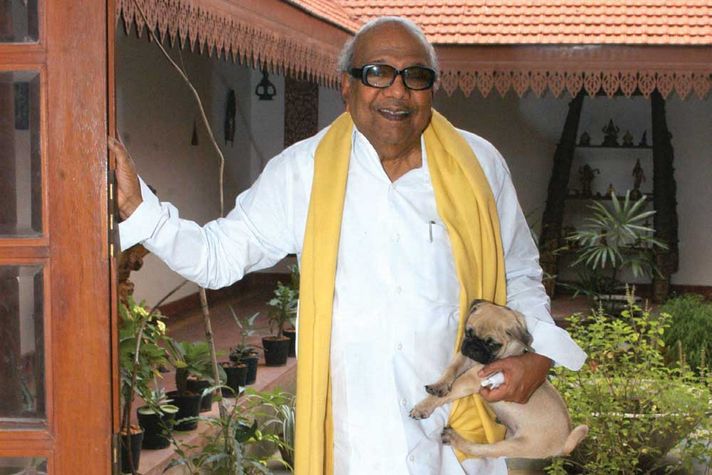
[
  {"x1": 401, "y1": 398, "x2": 407, "y2": 407},
  {"x1": 396, "y1": 343, "x2": 403, "y2": 351},
  {"x1": 409, "y1": 455, "x2": 415, "y2": 462},
  {"x1": 395, "y1": 286, "x2": 402, "y2": 294},
  {"x1": 394, "y1": 233, "x2": 401, "y2": 242}
]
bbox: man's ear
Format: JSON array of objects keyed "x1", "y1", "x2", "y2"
[{"x1": 340, "y1": 72, "x2": 352, "y2": 109}]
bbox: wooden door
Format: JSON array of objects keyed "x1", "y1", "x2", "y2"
[{"x1": 0, "y1": 0, "x2": 115, "y2": 473}]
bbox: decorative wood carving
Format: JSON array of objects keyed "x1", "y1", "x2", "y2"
[{"x1": 117, "y1": 0, "x2": 345, "y2": 87}]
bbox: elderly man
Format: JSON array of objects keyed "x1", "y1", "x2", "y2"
[{"x1": 112, "y1": 16, "x2": 585, "y2": 475}]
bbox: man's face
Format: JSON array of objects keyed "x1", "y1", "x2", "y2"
[{"x1": 341, "y1": 23, "x2": 434, "y2": 157}]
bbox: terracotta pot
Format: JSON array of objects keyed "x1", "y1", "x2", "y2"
[
  {"x1": 262, "y1": 336, "x2": 290, "y2": 366},
  {"x1": 166, "y1": 391, "x2": 201, "y2": 431},
  {"x1": 221, "y1": 363, "x2": 248, "y2": 397},
  {"x1": 283, "y1": 328, "x2": 297, "y2": 357},
  {"x1": 120, "y1": 429, "x2": 143, "y2": 474}
]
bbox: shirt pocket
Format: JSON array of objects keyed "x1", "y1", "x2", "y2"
[{"x1": 416, "y1": 219, "x2": 459, "y2": 304}]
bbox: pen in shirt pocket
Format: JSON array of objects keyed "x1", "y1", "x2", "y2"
[{"x1": 428, "y1": 220, "x2": 435, "y2": 242}]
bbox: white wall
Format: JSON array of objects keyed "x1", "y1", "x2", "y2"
[
  {"x1": 116, "y1": 32, "x2": 346, "y2": 304},
  {"x1": 116, "y1": 30, "x2": 712, "y2": 296},
  {"x1": 434, "y1": 89, "x2": 712, "y2": 286},
  {"x1": 116, "y1": 31, "x2": 256, "y2": 305}
]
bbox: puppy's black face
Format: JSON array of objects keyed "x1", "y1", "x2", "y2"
[{"x1": 460, "y1": 327, "x2": 502, "y2": 364}]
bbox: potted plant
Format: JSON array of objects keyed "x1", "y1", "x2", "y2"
[
  {"x1": 547, "y1": 297, "x2": 712, "y2": 474},
  {"x1": 281, "y1": 264, "x2": 300, "y2": 357},
  {"x1": 164, "y1": 388, "x2": 293, "y2": 474},
  {"x1": 228, "y1": 307, "x2": 261, "y2": 385},
  {"x1": 263, "y1": 281, "x2": 298, "y2": 366},
  {"x1": 166, "y1": 339, "x2": 223, "y2": 429},
  {"x1": 118, "y1": 297, "x2": 170, "y2": 473},
  {"x1": 136, "y1": 386, "x2": 179, "y2": 450},
  {"x1": 565, "y1": 191, "x2": 667, "y2": 314},
  {"x1": 220, "y1": 305, "x2": 260, "y2": 397}
]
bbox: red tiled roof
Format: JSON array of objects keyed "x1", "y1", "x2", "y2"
[
  {"x1": 283, "y1": 0, "x2": 361, "y2": 31},
  {"x1": 292, "y1": 0, "x2": 712, "y2": 45}
]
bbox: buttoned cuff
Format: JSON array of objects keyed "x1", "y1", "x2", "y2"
[
  {"x1": 527, "y1": 318, "x2": 587, "y2": 371},
  {"x1": 118, "y1": 177, "x2": 163, "y2": 251}
]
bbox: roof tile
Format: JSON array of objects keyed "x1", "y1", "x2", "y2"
[{"x1": 290, "y1": 0, "x2": 712, "y2": 45}]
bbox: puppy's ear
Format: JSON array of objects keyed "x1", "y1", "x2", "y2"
[
  {"x1": 507, "y1": 311, "x2": 533, "y2": 348},
  {"x1": 468, "y1": 299, "x2": 489, "y2": 314}
]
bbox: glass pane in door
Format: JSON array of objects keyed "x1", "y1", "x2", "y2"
[
  {"x1": 0, "y1": 0, "x2": 39, "y2": 43},
  {"x1": 0, "y1": 457, "x2": 47, "y2": 474},
  {"x1": 0, "y1": 265, "x2": 45, "y2": 428},
  {"x1": 0, "y1": 71, "x2": 41, "y2": 237}
]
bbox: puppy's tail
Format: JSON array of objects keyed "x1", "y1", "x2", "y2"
[{"x1": 561, "y1": 425, "x2": 588, "y2": 456}]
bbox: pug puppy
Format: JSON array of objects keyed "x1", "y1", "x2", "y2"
[{"x1": 409, "y1": 300, "x2": 588, "y2": 459}]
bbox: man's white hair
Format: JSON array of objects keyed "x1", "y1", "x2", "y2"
[{"x1": 337, "y1": 16, "x2": 440, "y2": 78}]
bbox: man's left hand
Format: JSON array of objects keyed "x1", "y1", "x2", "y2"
[{"x1": 478, "y1": 352, "x2": 552, "y2": 404}]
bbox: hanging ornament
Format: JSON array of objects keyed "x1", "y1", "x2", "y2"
[
  {"x1": 224, "y1": 89, "x2": 236, "y2": 146},
  {"x1": 191, "y1": 118, "x2": 199, "y2": 146}
]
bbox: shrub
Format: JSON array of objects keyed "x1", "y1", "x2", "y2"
[
  {"x1": 546, "y1": 303, "x2": 711, "y2": 474},
  {"x1": 658, "y1": 293, "x2": 712, "y2": 374}
]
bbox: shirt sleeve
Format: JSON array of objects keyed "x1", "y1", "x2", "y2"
[
  {"x1": 488, "y1": 146, "x2": 587, "y2": 371},
  {"x1": 117, "y1": 156, "x2": 297, "y2": 290}
]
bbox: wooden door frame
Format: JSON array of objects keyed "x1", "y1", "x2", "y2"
[{"x1": 0, "y1": 1, "x2": 115, "y2": 473}]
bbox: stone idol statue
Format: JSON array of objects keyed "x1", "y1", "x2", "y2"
[
  {"x1": 579, "y1": 164, "x2": 600, "y2": 197},
  {"x1": 602, "y1": 119, "x2": 620, "y2": 147},
  {"x1": 631, "y1": 158, "x2": 647, "y2": 199}
]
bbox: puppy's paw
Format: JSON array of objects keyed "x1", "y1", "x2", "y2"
[
  {"x1": 441, "y1": 426, "x2": 454, "y2": 445},
  {"x1": 425, "y1": 382, "x2": 451, "y2": 397},
  {"x1": 409, "y1": 403, "x2": 433, "y2": 420}
]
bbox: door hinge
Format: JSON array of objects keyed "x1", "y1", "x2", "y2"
[
  {"x1": 108, "y1": 169, "x2": 119, "y2": 258},
  {"x1": 111, "y1": 432, "x2": 120, "y2": 474}
]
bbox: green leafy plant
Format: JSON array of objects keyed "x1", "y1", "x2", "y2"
[
  {"x1": 547, "y1": 298, "x2": 711, "y2": 474},
  {"x1": 266, "y1": 281, "x2": 298, "y2": 338},
  {"x1": 275, "y1": 393, "x2": 295, "y2": 469},
  {"x1": 118, "y1": 296, "x2": 171, "y2": 474},
  {"x1": 165, "y1": 387, "x2": 294, "y2": 474},
  {"x1": 565, "y1": 191, "x2": 667, "y2": 297},
  {"x1": 167, "y1": 339, "x2": 223, "y2": 395},
  {"x1": 658, "y1": 293, "x2": 712, "y2": 374},
  {"x1": 118, "y1": 296, "x2": 170, "y2": 424},
  {"x1": 228, "y1": 308, "x2": 261, "y2": 364},
  {"x1": 288, "y1": 264, "x2": 300, "y2": 296}
]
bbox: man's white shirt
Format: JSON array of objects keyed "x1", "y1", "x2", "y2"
[{"x1": 120, "y1": 125, "x2": 586, "y2": 475}]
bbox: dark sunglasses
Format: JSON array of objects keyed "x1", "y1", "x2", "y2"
[{"x1": 348, "y1": 64, "x2": 437, "y2": 91}]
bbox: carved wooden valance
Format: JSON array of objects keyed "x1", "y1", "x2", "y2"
[
  {"x1": 116, "y1": 0, "x2": 350, "y2": 87},
  {"x1": 437, "y1": 45, "x2": 712, "y2": 99},
  {"x1": 116, "y1": 1, "x2": 711, "y2": 99}
]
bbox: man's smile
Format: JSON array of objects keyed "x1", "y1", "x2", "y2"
[{"x1": 377, "y1": 107, "x2": 412, "y2": 121}]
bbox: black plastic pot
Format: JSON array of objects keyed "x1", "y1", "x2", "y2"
[
  {"x1": 166, "y1": 391, "x2": 201, "y2": 431},
  {"x1": 120, "y1": 430, "x2": 144, "y2": 474},
  {"x1": 221, "y1": 363, "x2": 247, "y2": 397},
  {"x1": 137, "y1": 405, "x2": 178, "y2": 449},
  {"x1": 186, "y1": 379, "x2": 213, "y2": 412},
  {"x1": 241, "y1": 354, "x2": 259, "y2": 385},
  {"x1": 262, "y1": 336, "x2": 290, "y2": 366},
  {"x1": 283, "y1": 328, "x2": 297, "y2": 357}
]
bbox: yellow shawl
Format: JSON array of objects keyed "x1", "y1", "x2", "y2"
[{"x1": 295, "y1": 110, "x2": 507, "y2": 474}]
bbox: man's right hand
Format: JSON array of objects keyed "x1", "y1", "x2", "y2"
[{"x1": 109, "y1": 136, "x2": 143, "y2": 220}]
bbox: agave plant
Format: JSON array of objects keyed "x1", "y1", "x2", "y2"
[{"x1": 566, "y1": 191, "x2": 667, "y2": 296}]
